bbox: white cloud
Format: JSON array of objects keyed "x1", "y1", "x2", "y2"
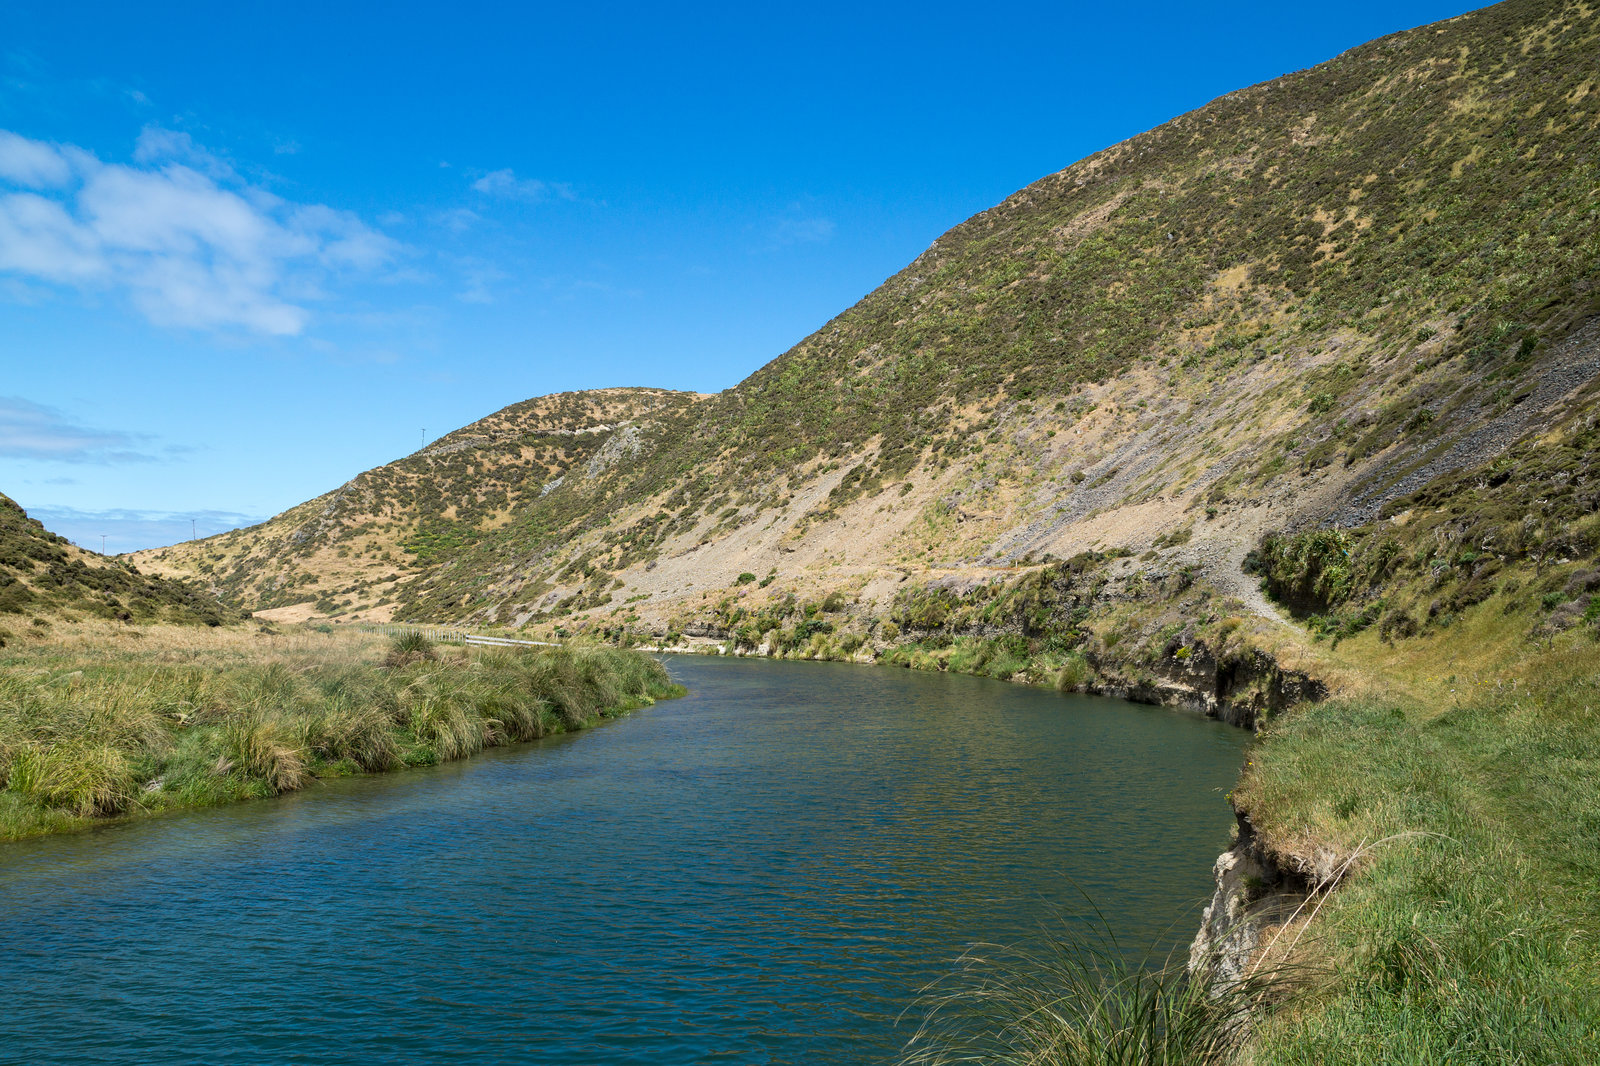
[
  {"x1": 0, "y1": 129, "x2": 72, "y2": 187},
  {"x1": 0, "y1": 192, "x2": 104, "y2": 280},
  {"x1": 471, "y1": 167, "x2": 575, "y2": 202},
  {"x1": 0, "y1": 395, "x2": 155, "y2": 463},
  {"x1": 0, "y1": 127, "x2": 401, "y2": 335}
]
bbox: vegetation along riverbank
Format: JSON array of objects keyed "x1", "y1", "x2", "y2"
[
  {"x1": 10, "y1": 0, "x2": 1600, "y2": 1058},
  {"x1": 0, "y1": 622, "x2": 681, "y2": 841}
]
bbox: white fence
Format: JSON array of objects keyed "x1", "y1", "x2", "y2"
[
  {"x1": 464, "y1": 634, "x2": 559, "y2": 648},
  {"x1": 369, "y1": 624, "x2": 558, "y2": 648}
]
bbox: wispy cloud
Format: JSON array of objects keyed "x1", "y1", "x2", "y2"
[
  {"x1": 132, "y1": 126, "x2": 236, "y2": 180},
  {"x1": 22, "y1": 504, "x2": 269, "y2": 553},
  {"x1": 470, "y1": 168, "x2": 575, "y2": 203},
  {"x1": 770, "y1": 212, "x2": 835, "y2": 247},
  {"x1": 0, "y1": 395, "x2": 156, "y2": 463},
  {"x1": 0, "y1": 126, "x2": 401, "y2": 335},
  {"x1": 447, "y1": 254, "x2": 509, "y2": 304},
  {"x1": 434, "y1": 206, "x2": 481, "y2": 233}
]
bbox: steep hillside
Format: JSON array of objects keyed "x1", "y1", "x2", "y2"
[
  {"x1": 0, "y1": 494, "x2": 240, "y2": 634},
  {"x1": 139, "y1": 0, "x2": 1599, "y2": 656}
]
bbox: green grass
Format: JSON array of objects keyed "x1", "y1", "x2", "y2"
[
  {"x1": 1236, "y1": 645, "x2": 1600, "y2": 1063},
  {"x1": 0, "y1": 623, "x2": 682, "y2": 840},
  {"x1": 891, "y1": 620, "x2": 1600, "y2": 1064}
]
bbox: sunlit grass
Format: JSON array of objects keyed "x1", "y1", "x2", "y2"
[
  {"x1": 1235, "y1": 632, "x2": 1600, "y2": 1063},
  {"x1": 0, "y1": 622, "x2": 682, "y2": 840},
  {"x1": 897, "y1": 915, "x2": 1307, "y2": 1066}
]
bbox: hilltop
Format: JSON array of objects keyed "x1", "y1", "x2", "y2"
[{"x1": 133, "y1": 387, "x2": 705, "y2": 624}]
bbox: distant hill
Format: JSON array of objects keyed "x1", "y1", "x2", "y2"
[
  {"x1": 0, "y1": 493, "x2": 242, "y2": 633},
  {"x1": 133, "y1": 388, "x2": 706, "y2": 623},
  {"x1": 135, "y1": 0, "x2": 1600, "y2": 651}
]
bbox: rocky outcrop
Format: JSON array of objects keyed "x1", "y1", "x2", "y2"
[
  {"x1": 1086, "y1": 640, "x2": 1327, "y2": 730},
  {"x1": 1190, "y1": 810, "x2": 1312, "y2": 982}
]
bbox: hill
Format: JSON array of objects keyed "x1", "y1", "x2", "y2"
[
  {"x1": 133, "y1": 387, "x2": 705, "y2": 623},
  {"x1": 58, "y1": 0, "x2": 1600, "y2": 1054},
  {"x1": 0, "y1": 493, "x2": 241, "y2": 635},
  {"x1": 136, "y1": 0, "x2": 1600, "y2": 656}
]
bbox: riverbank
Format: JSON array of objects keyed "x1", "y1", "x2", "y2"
[
  {"x1": 607, "y1": 551, "x2": 1349, "y2": 732},
  {"x1": 1226, "y1": 606, "x2": 1600, "y2": 1061},
  {"x1": 12, "y1": 586, "x2": 1598, "y2": 1059},
  {"x1": 0, "y1": 622, "x2": 682, "y2": 841},
  {"x1": 583, "y1": 560, "x2": 1600, "y2": 1061}
]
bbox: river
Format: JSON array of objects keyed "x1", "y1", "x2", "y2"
[{"x1": 0, "y1": 655, "x2": 1247, "y2": 1064}]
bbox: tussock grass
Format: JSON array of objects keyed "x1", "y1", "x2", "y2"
[
  {"x1": 383, "y1": 628, "x2": 437, "y2": 668},
  {"x1": 898, "y1": 917, "x2": 1303, "y2": 1066},
  {"x1": 221, "y1": 715, "x2": 309, "y2": 794},
  {"x1": 0, "y1": 622, "x2": 682, "y2": 840},
  {"x1": 1054, "y1": 652, "x2": 1091, "y2": 693},
  {"x1": 8, "y1": 742, "x2": 139, "y2": 817}
]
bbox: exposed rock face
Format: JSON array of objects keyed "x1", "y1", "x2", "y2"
[
  {"x1": 1086, "y1": 641, "x2": 1327, "y2": 730},
  {"x1": 1190, "y1": 810, "x2": 1311, "y2": 983}
]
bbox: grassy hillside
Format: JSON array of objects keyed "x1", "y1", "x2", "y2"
[
  {"x1": 133, "y1": 387, "x2": 704, "y2": 621},
  {"x1": 0, "y1": 493, "x2": 241, "y2": 635},
  {"x1": 133, "y1": 0, "x2": 1599, "y2": 645}
]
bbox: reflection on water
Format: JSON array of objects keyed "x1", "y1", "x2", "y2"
[{"x1": 0, "y1": 656, "x2": 1246, "y2": 1064}]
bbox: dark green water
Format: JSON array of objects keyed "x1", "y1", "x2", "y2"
[{"x1": 0, "y1": 656, "x2": 1246, "y2": 1064}]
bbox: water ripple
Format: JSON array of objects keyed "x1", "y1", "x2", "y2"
[{"x1": 1, "y1": 656, "x2": 1246, "y2": 1064}]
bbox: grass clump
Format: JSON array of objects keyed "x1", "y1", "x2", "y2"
[
  {"x1": 898, "y1": 917, "x2": 1295, "y2": 1066},
  {"x1": 0, "y1": 622, "x2": 683, "y2": 840},
  {"x1": 383, "y1": 629, "x2": 437, "y2": 668},
  {"x1": 7, "y1": 742, "x2": 140, "y2": 817}
]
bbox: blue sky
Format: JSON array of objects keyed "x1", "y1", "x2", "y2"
[{"x1": 1, "y1": 0, "x2": 1472, "y2": 552}]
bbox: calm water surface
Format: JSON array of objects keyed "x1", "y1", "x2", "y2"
[{"x1": 1, "y1": 656, "x2": 1246, "y2": 1064}]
